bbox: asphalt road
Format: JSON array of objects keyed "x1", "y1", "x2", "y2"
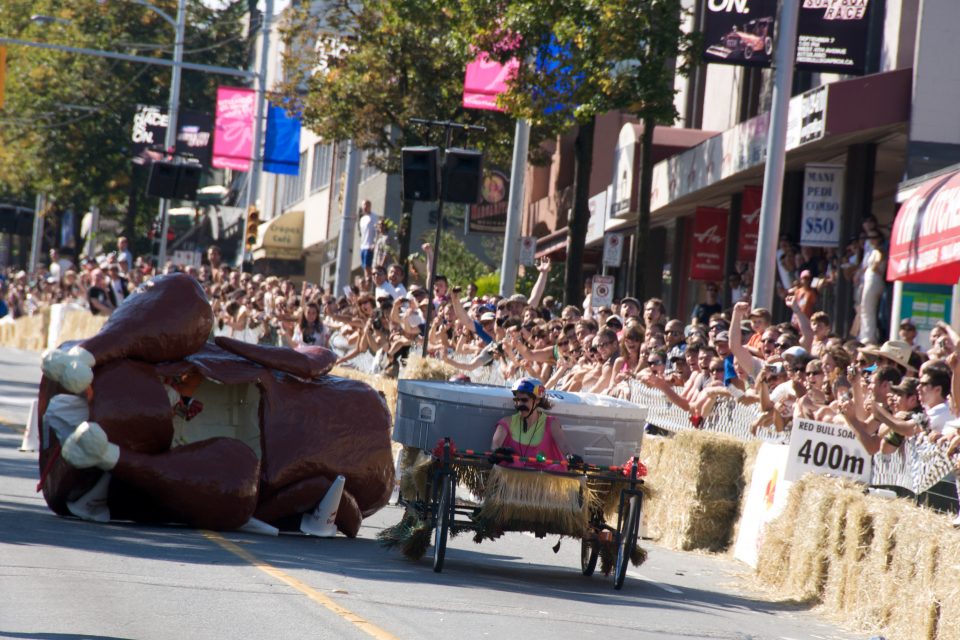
[{"x1": 0, "y1": 347, "x2": 857, "y2": 640}]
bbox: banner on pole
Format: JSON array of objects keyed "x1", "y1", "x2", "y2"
[
  {"x1": 519, "y1": 236, "x2": 536, "y2": 266},
  {"x1": 586, "y1": 189, "x2": 608, "y2": 245},
  {"x1": 737, "y1": 186, "x2": 763, "y2": 262},
  {"x1": 131, "y1": 105, "x2": 213, "y2": 167},
  {"x1": 467, "y1": 169, "x2": 509, "y2": 233},
  {"x1": 800, "y1": 163, "x2": 844, "y2": 247},
  {"x1": 689, "y1": 207, "x2": 728, "y2": 281},
  {"x1": 264, "y1": 103, "x2": 302, "y2": 176},
  {"x1": 213, "y1": 87, "x2": 256, "y2": 171},
  {"x1": 463, "y1": 53, "x2": 518, "y2": 112}
]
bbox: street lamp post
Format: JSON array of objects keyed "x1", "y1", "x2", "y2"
[{"x1": 155, "y1": 0, "x2": 186, "y2": 270}]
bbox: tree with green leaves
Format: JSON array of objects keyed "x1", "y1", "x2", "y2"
[
  {"x1": 277, "y1": 0, "x2": 525, "y2": 172},
  {"x1": 467, "y1": 0, "x2": 697, "y2": 305},
  {"x1": 0, "y1": 0, "x2": 249, "y2": 254}
]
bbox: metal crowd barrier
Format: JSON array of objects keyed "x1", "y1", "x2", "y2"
[{"x1": 622, "y1": 379, "x2": 957, "y2": 497}]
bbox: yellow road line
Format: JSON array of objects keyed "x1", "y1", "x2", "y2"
[{"x1": 203, "y1": 531, "x2": 400, "y2": 640}]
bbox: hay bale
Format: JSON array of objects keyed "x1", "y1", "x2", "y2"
[
  {"x1": 59, "y1": 309, "x2": 106, "y2": 342},
  {"x1": 643, "y1": 431, "x2": 745, "y2": 552},
  {"x1": 933, "y1": 531, "x2": 960, "y2": 640},
  {"x1": 398, "y1": 354, "x2": 456, "y2": 382},
  {"x1": 758, "y1": 475, "x2": 850, "y2": 601},
  {"x1": 820, "y1": 483, "x2": 870, "y2": 613},
  {"x1": 879, "y1": 507, "x2": 945, "y2": 640},
  {"x1": 756, "y1": 475, "x2": 960, "y2": 640}
]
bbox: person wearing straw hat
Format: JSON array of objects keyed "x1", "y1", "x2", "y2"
[{"x1": 491, "y1": 378, "x2": 575, "y2": 471}]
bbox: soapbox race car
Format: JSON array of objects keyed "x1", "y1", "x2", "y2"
[{"x1": 382, "y1": 380, "x2": 649, "y2": 590}]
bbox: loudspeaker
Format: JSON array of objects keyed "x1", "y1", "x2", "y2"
[
  {"x1": 442, "y1": 148, "x2": 483, "y2": 204},
  {"x1": 15, "y1": 211, "x2": 33, "y2": 236},
  {"x1": 175, "y1": 164, "x2": 202, "y2": 200},
  {"x1": 146, "y1": 161, "x2": 179, "y2": 199},
  {"x1": 0, "y1": 207, "x2": 16, "y2": 234},
  {"x1": 401, "y1": 146, "x2": 439, "y2": 201}
]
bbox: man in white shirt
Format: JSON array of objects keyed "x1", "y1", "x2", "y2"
[
  {"x1": 357, "y1": 200, "x2": 379, "y2": 279},
  {"x1": 920, "y1": 365, "x2": 954, "y2": 433},
  {"x1": 376, "y1": 263, "x2": 408, "y2": 301}
]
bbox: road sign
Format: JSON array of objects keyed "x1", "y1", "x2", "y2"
[
  {"x1": 603, "y1": 233, "x2": 623, "y2": 267},
  {"x1": 591, "y1": 275, "x2": 615, "y2": 308},
  {"x1": 519, "y1": 236, "x2": 536, "y2": 266}
]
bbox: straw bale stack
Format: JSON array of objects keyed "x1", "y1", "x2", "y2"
[
  {"x1": 642, "y1": 430, "x2": 746, "y2": 551},
  {"x1": 58, "y1": 309, "x2": 107, "y2": 343},
  {"x1": 398, "y1": 354, "x2": 456, "y2": 383},
  {"x1": 0, "y1": 311, "x2": 48, "y2": 351},
  {"x1": 757, "y1": 474, "x2": 960, "y2": 640}
]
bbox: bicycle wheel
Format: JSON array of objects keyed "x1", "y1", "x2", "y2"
[
  {"x1": 581, "y1": 537, "x2": 599, "y2": 576},
  {"x1": 614, "y1": 495, "x2": 640, "y2": 590},
  {"x1": 432, "y1": 474, "x2": 454, "y2": 573}
]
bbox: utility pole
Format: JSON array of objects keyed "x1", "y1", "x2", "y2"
[
  {"x1": 239, "y1": 0, "x2": 274, "y2": 269},
  {"x1": 29, "y1": 194, "x2": 45, "y2": 275},
  {"x1": 752, "y1": 0, "x2": 800, "y2": 310},
  {"x1": 334, "y1": 141, "x2": 361, "y2": 293},
  {"x1": 499, "y1": 119, "x2": 530, "y2": 297},
  {"x1": 155, "y1": 0, "x2": 186, "y2": 269}
]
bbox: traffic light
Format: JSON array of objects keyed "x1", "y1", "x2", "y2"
[{"x1": 244, "y1": 207, "x2": 260, "y2": 251}]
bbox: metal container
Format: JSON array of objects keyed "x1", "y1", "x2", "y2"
[{"x1": 395, "y1": 381, "x2": 647, "y2": 467}]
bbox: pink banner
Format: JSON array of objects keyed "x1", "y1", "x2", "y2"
[
  {"x1": 463, "y1": 53, "x2": 518, "y2": 112},
  {"x1": 213, "y1": 86, "x2": 255, "y2": 171}
]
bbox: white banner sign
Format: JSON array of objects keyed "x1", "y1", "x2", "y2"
[
  {"x1": 591, "y1": 275, "x2": 615, "y2": 308},
  {"x1": 603, "y1": 233, "x2": 624, "y2": 267},
  {"x1": 172, "y1": 250, "x2": 202, "y2": 268},
  {"x1": 800, "y1": 163, "x2": 844, "y2": 247},
  {"x1": 519, "y1": 236, "x2": 536, "y2": 266},
  {"x1": 586, "y1": 189, "x2": 609, "y2": 245},
  {"x1": 734, "y1": 442, "x2": 793, "y2": 568},
  {"x1": 785, "y1": 418, "x2": 872, "y2": 484}
]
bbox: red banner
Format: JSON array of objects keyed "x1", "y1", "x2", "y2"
[
  {"x1": 690, "y1": 207, "x2": 728, "y2": 281},
  {"x1": 737, "y1": 186, "x2": 762, "y2": 262}
]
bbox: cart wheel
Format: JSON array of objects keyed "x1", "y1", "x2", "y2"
[
  {"x1": 614, "y1": 495, "x2": 641, "y2": 590},
  {"x1": 581, "y1": 538, "x2": 599, "y2": 577},
  {"x1": 432, "y1": 474, "x2": 454, "y2": 573}
]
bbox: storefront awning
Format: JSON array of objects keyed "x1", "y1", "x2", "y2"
[
  {"x1": 888, "y1": 169, "x2": 960, "y2": 284},
  {"x1": 252, "y1": 209, "x2": 304, "y2": 261}
]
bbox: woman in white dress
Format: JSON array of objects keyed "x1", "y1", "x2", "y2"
[{"x1": 858, "y1": 231, "x2": 886, "y2": 344}]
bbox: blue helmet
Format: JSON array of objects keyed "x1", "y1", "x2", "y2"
[{"x1": 511, "y1": 377, "x2": 545, "y2": 400}]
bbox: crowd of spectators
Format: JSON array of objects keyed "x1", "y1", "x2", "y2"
[{"x1": 2, "y1": 227, "x2": 957, "y2": 519}]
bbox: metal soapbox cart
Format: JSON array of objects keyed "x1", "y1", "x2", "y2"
[{"x1": 391, "y1": 380, "x2": 649, "y2": 589}]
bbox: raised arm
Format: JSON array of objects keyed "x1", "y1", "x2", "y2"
[
  {"x1": 730, "y1": 301, "x2": 759, "y2": 376},
  {"x1": 789, "y1": 294, "x2": 814, "y2": 351},
  {"x1": 527, "y1": 257, "x2": 552, "y2": 308}
]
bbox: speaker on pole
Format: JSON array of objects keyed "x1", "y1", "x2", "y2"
[
  {"x1": 442, "y1": 148, "x2": 483, "y2": 204},
  {"x1": 146, "y1": 161, "x2": 179, "y2": 199},
  {"x1": 174, "y1": 164, "x2": 202, "y2": 200},
  {"x1": 401, "y1": 146, "x2": 439, "y2": 201}
]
